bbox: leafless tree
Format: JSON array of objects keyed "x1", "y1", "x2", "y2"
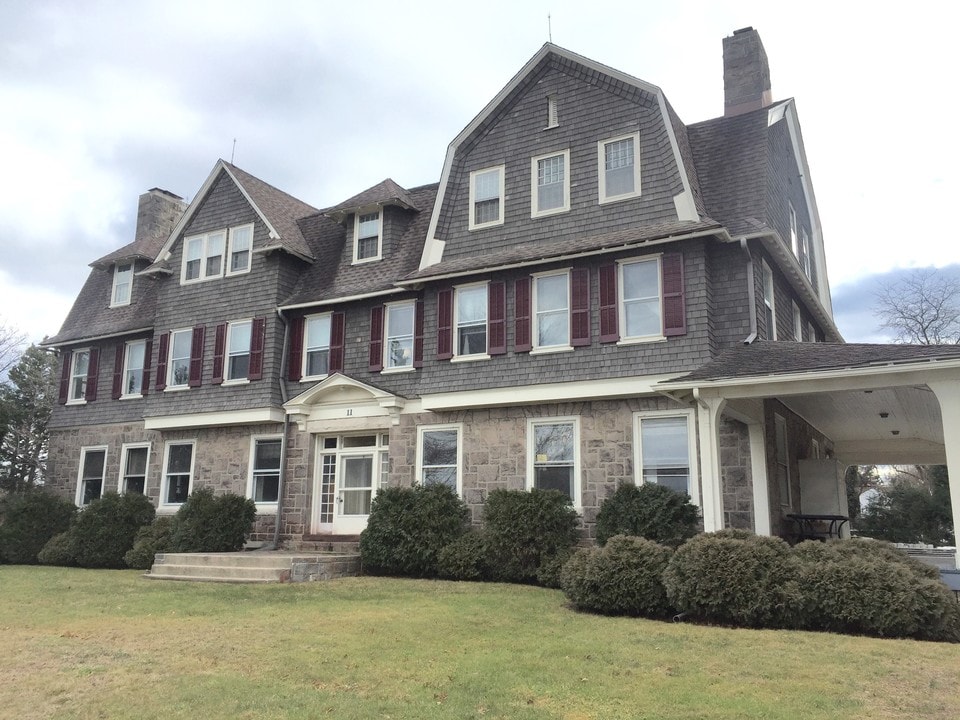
[
  {"x1": 0, "y1": 319, "x2": 27, "y2": 378},
  {"x1": 875, "y1": 269, "x2": 960, "y2": 344}
]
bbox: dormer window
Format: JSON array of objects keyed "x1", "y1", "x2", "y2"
[
  {"x1": 468, "y1": 166, "x2": 504, "y2": 230},
  {"x1": 111, "y1": 263, "x2": 133, "y2": 307},
  {"x1": 227, "y1": 224, "x2": 252, "y2": 275},
  {"x1": 182, "y1": 230, "x2": 226, "y2": 283},
  {"x1": 354, "y1": 211, "x2": 381, "y2": 263}
]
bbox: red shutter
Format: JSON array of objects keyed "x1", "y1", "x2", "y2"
[
  {"x1": 112, "y1": 343, "x2": 124, "y2": 399},
  {"x1": 84, "y1": 347, "x2": 100, "y2": 402},
  {"x1": 329, "y1": 312, "x2": 345, "y2": 373},
  {"x1": 436, "y1": 288, "x2": 453, "y2": 360},
  {"x1": 570, "y1": 268, "x2": 591, "y2": 347},
  {"x1": 514, "y1": 277, "x2": 532, "y2": 352},
  {"x1": 413, "y1": 299, "x2": 425, "y2": 368},
  {"x1": 248, "y1": 317, "x2": 266, "y2": 380},
  {"x1": 155, "y1": 333, "x2": 169, "y2": 391},
  {"x1": 288, "y1": 316, "x2": 304, "y2": 381},
  {"x1": 369, "y1": 305, "x2": 384, "y2": 372},
  {"x1": 188, "y1": 325, "x2": 205, "y2": 388},
  {"x1": 599, "y1": 264, "x2": 619, "y2": 343},
  {"x1": 662, "y1": 252, "x2": 687, "y2": 337},
  {"x1": 488, "y1": 281, "x2": 506, "y2": 355},
  {"x1": 212, "y1": 323, "x2": 227, "y2": 385},
  {"x1": 58, "y1": 350, "x2": 72, "y2": 404},
  {"x1": 142, "y1": 340, "x2": 152, "y2": 396}
]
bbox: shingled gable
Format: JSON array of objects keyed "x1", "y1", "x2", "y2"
[
  {"x1": 323, "y1": 178, "x2": 419, "y2": 221},
  {"x1": 418, "y1": 43, "x2": 703, "y2": 272}
]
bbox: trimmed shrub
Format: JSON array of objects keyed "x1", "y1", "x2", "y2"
[
  {"x1": 482, "y1": 489, "x2": 580, "y2": 585},
  {"x1": 561, "y1": 535, "x2": 673, "y2": 617},
  {"x1": 663, "y1": 532, "x2": 802, "y2": 628},
  {"x1": 0, "y1": 491, "x2": 76, "y2": 564},
  {"x1": 360, "y1": 484, "x2": 469, "y2": 577},
  {"x1": 169, "y1": 488, "x2": 257, "y2": 553},
  {"x1": 595, "y1": 483, "x2": 699, "y2": 547},
  {"x1": 37, "y1": 531, "x2": 76, "y2": 566},
  {"x1": 70, "y1": 492, "x2": 156, "y2": 568},
  {"x1": 536, "y1": 547, "x2": 575, "y2": 589},
  {"x1": 437, "y1": 529, "x2": 487, "y2": 581},
  {"x1": 124, "y1": 517, "x2": 174, "y2": 570}
]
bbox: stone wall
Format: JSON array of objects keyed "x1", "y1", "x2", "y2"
[{"x1": 720, "y1": 418, "x2": 754, "y2": 529}]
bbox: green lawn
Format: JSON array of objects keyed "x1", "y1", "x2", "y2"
[{"x1": 2, "y1": 567, "x2": 958, "y2": 720}]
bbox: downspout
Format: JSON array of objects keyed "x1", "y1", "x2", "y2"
[
  {"x1": 740, "y1": 238, "x2": 758, "y2": 344},
  {"x1": 265, "y1": 307, "x2": 291, "y2": 551}
]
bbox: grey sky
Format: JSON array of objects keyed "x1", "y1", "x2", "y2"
[{"x1": 1, "y1": 0, "x2": 958, "y2": 344}]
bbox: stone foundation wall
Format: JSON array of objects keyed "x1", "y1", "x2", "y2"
[{"x1": 720, "y1": 418, "x2": 754, "y2": 530}]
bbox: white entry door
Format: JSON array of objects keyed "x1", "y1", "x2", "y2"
[{"x1": 312, "y1": 433, "x2": 389, "y2": 535}]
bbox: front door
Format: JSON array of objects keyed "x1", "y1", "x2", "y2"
[{"x1": 312, "y1": 433, "x2": 389, "y2": 535}]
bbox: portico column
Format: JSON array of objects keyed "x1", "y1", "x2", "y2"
[
  {"x1": 928, "y1": 379, "x2": 960, "y2": 570},
  {"x1": 695, "y1": 391, "x2": 727, "y2": 532},
  {"x1": 748, "y1": 422, "x2": 772, "y2": 536}
]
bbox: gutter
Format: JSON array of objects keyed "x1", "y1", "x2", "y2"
[{"x1": 40, "y1": 326, "x2": 155, "y2": 350}]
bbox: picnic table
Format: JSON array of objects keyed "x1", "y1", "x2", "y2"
[{"x1": 786, "y1": 513, "x2": 849, "y2": 542}]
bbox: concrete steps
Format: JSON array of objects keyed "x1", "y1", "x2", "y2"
[{"x1": 145, "y1": 551, "x2": 361, "y2": 583}]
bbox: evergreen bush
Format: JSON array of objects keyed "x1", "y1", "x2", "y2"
[
  {"x1": 124, "y1": 516, "x2": 174, "y2": 570},
  {"x1": 169, "y1": 488, "x2": 257, "y2": 553},
  {"x1": 37, "y1": 531, "x2": 76, "y2": 566},
  {"x1": 436, "y1": 529, "x2": 487, "y2": 581},
  {"x1": 482, "y1": 489, "x2": 579, "y2": 584},
  {"x1": 360, "y1": 484, "x2": 469, "y2": 577},
  {"x1": 0, "y1": 491, "x2": 76, "y2": 564},
  {"x1": 595, "y1": 483, "x2": 699, "y2": 547},
  {"x1": 69, "y1": 492, "x2": 156, "y2": 568}
]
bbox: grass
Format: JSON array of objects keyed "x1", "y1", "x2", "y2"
[{"x1": 2, "y1": 567, "x2": 959, "y2": 719}]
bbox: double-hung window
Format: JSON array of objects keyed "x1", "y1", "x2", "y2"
[
  {"x1": 250, "y1": 437, "x2": 282, "y2": 504},
  {"x1": 793, "y1": 302, "x2": 803, "y2": 341},
  {"x1": 227, "y1": 224, "x2": 252, "y2": 275},
  {"x1": 456, "y1": 284, "x2": 487, "y2": 356},
  {"x1": 384, "y1": 301, "x2": 415, "y2": 370},
  {"x1": 77, "y1": 446, "x2": 107, "y2": 506},
  {"x1": 533, "y1": 272, "x2": 570, "y2": 350},
  {"x1": 68, "y1": 349, "x2": 90, "y2": 403},
  {"x1": 111, "y1": 263, "x2": 133, "y2": 307},
  {"x1": 619, "y1": 258, "x2": 662, "y2": 340},
  {"x1": 528, "y1": 418, "x2": 579, "y2": 504},
  {"x1": 226, "y1": 320, "x2": 252, "y2": 381},
  {"x1": 531, "y1": 149, "x2": 570, "y2": 217},
  {"x1": 122, "y1": 340, "x2": 146, "y2": 397},
  {"x1": 635, "y1": 411, "x2": 697, "y2": 502},
  {"x1": 182, "y1": 230, "x2": 226, "y2": 283},
  {"x1": 599, "y1": 133, "x2": 641, "y2": 202},
  {"x1": 417, "y1": 425, "x2": 462, "y2": 493},
  {"x1": 800, "y1": 229, "x2": 813, "y2": 281},
  {"x1": 303, "y1": 314, "x2": 331, "y2": 379},
  {"x1": 468, "y1": 166, "x2": 504, "y2": 230},
  {"x1": 354, "y1": 211, "x2": 381, "y2": 262},
  {"x1": 789, "y1": 203, "x2": 798, "y2": 257},
  {"x1": 762, "y1": 261, "x2": 777, "y2": 340},
  {"x1": 167, "y1": 329, "x2": 192, "y2": 388},
  {"x1": 120, "y1": 444, "x2": 149, "y2": 494},
  {"x1": 163, "y1": 441, "x2": 195, "y2": 505}
]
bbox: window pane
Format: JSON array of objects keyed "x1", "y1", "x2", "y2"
[
  {"x1": 230, "y1": 226, "x2": 251, "y2": 272},
  {"x1": 605, "y1": 139, "x2": 635, "y2": 196},
  {"x1": 255, "y1": 474, "x2": 279, "y2": 503},
  {"x1": 534, "y1": 465, "x2": 573, "y2": 497},
  {"x1": 342, "y1": 457, "x2": 373, "y2": 488},
  {"x1": 457, "y1": 286, "x2": 487, "y2": 324},
  {"x1": 423, "y1": 467, "x2": 457, "y2": 490},
  {"x1": 229, "y1": 322, "x2": 251, "y2": 354},
  {"x1": 358, "y1": 235, "x2": 379, "y2": 259},
  {"x1": 537, "y1": 155, "x2": 565, "y2": 211},
  {"x1": 306, "y1": 315, "x2": 331, "y2": 351},
  {"x1": 125, "y1": 477, "x2": 145, "y2": 494},
  {"x1": 126, "y1": 447, "x2": 148, "y2": 475},
  {"x1": 387, "y1": 304, "x2": 414, "y2": 336},
  {"x1": 537, "y1": 274, "x2": 568, "y2": 311},
  {"x1": 74, "y1": 351, "x2": 89, "y2": 377},
  {"x1": 228, "y1": 355, "x2": 249, "y2": 379},
  {"x1": 342, "y1": 435, "x2": 376, "y2": 448},
  {"x1": 534, "y1": 423, "x2": 573, "y2": 463},
  {"x1": 82, "y1": 450, "x2": 105, "y2": 480},
  {"x1": 185, "y1": 238, "x2": 203, "y2": 262},
  {"x1": 127, "y1": 342, "x2": 145, "y2": 370},
  {"x1": 423, "y1": 430, "x2": 457, "y2": 466},
  {"x1": 167, "y1": 444, "x2": 193, "y2": 474},
  {"x1": 171, "y1": 331, "x2": 192, "y2": 359},
  {"x1": 255, "y1": 439, "x2": 282, "y2": 470},
  {"x1": 622, "y1": 261, "x2": 658, "y2": 301},
  {"x1": 537, "y1": 311, "x2": 568, "y2": 347},
  {"x1": 459, "y1": 325, "x2": 486, "y2": 355},
  {"x1": 306, "y1": 349, "x2": 329, "y2": 377},
  {"x1": 624, "y1": 299, "x2": 660, "y2": 337},
  {"x1": 474, "y1": 169, "x2": 500, "y2": 201},
  {"x1": 641, "y1": 417, "x2": 688, "y2": 467},
  {"x1": 358, "y1": 213, "x2": 379, "y2": 239}
]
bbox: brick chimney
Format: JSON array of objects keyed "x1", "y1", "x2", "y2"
[
  {"x1": 134, "y1": 188, "x2": 187, "y2": 251},
  {"x1": 723, "y1": 27, "x2": 772, "y2": 117}
]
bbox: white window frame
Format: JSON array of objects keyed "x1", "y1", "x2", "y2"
[
  {"x1": 353, "y1": 210, "x2": 382, "y2": 264},
  {"x1": 531, "y1": 269, "x2": 571, "y2": 353},
  {"x1": 382, "y1": 300, "x2": 416, "y2": 373},
  {"x1": 224, "y1": 319, "x2": 252, "y2": 384},
  {"x1": 166, "y1": 328, "x2": 192, "y2": 389},
  {"x1": 633, "y1": 409, "x2": 699, "y2": 507},
  {"x1": 111, "y1": 263, "x2": 133, "y2": 307},
  {"x1": 762, "y1": 260, "x2": 777, "y2": 340},
  {"x1": 800, "y1": 228, "x2": 813, "y2": 281},
  {"x1": 468, "y1": 165, "x2": 505, "y2": 231},
  {"x1": 118, "y1": 442, "x2": 150, "y2": 495},
  {"x1": 453, "y1": 282, "x2": 489, "y2": 360},
  {"x1": 76, "y1": 445, "x2": 108, "y2": 507},
  {"x1": 161, "y1": 440, "x2": 196, "y2": 508},
  {"x1": 789, "y1": 202, "x2": 798, "y2": 257},
  {"x1": 121, "y1": 339, "x2": 147, "y2": 398},
  {"x1": 775, "y1": 414, "x2": 791, "y2": 508},
  {"x1": 67, "y1": 348, "x2": 90, "y2": 405},
  {"x1": 530, "y1": 149, "x2": 571, "y2": 218},
  {"x1": 617, "y1": 256, "x2": 664, "y2": 343},
  {"x1": 526, "y1": 416, "x2": 581, "y2": 508},
  {"x1": 598, "y1": 132, "x2": 641, "y2": 203},
  {"x1": 415, "y1": 424, "x2": 463, "y2": 495},
  {"x1": 302, "y1": 312, "x2": 333, "y2": 381},
  {"x1": 792, "y1": 302, "x2": 803, "y2": 342},
  {"x1": 808, "y1": 321, "x2": 817, "y2": 343},
  {"x1": 181, "y1": 230, "x2": 227, "y2": 284},
  {"x1": 247, "y1": 435, "x2": 283, "y2": 510},
  {"x1": 226, "y1": 223, "x2": 253, "y2": 276}
]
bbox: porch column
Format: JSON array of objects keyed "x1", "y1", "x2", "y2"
[
  {"x1": 696, "y1": 392, "x2": 727, "y2": 532},
  {"x1": 748, "y1": 422, "x2": 772, "y2": 536},
  {"x1": 928, "y1": 379, "x2": 960, "y2": 570}
]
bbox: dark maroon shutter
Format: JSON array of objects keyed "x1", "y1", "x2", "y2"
[
  {"x1": 155, "y1": 333, "x2": 169, "y2": 391},
  {"x1": 436, "y1": 288, "x2": 453, "y2": 360},
  {"x1": 188, "y1": 325, "x2": 205, "y2": 388},
  {"x1": 570, "y1": 268, "x2": 591, "y2": 347},
  {"x1": 212, "y1": 323, "x2": 227, "y2": 385},
  {"x1": 662, "y1": 252, "x2": 686, "y2": 337},
  {"x1": 112, "y1": 343, "x2": 124, "y2": 399},
  {"x1": 248, "y1": 317, "x2": 266, "y2": 380},
  {"x1": 288, "y1": 316, "x2": 304, "y2": 381},
  {"x1": 413, "y1": 299, "x2": 425, "y2": 368},
  {"x1": 369, "y1": 305, "x2": 384, "y2": 372},
  {"x1": 599, "y1": 264, "x2": 619, "y2": 343},
  {"x1": 329, "y1": 312, "x2": 345, "y2": 373},
  {"x1": 142, "y1": 340, "x2": 152, "y2": 395},
  {"x1": 58, "y1": 350, "x2": 72, "y2": 404},
  {"x1": 514, "y1": 277, "x2": 532, "y2": 352},
  {"x1": 488, "y1": 281, "x2": 506, "y2": 355},
  {"x1": 84, "y1": 347, "x2": 100, "y2": 402}
]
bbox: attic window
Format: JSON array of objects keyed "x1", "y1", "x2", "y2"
[
  {"x1": 531, "y1": 150, "x2": 570, "y2": 218},
  {"x1": 182, "y1": 230, "x2": 226, "y2": 283},
  {"x1": 354, "y1": 211, "x2": 381, "y2": 263},
  {"x1": 227, "y1": 224, "x2": 253, "y2": 275},
  {"x1": 468, "y1": 166, "x2": 504, "y2": 230},
  {"x1": 546, "y1": 95, "x2": 558, "y2": 129},
  {"x1": 111, "y1": 263, "x2": 133, "y2": 307},
  {"x1": 598, "y1": 133, "x2": 641, "y2": 203}
]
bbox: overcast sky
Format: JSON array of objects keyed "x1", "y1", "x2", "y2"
[{"x1": 1, "y1": 0, "x2": 957, "y2": 345}]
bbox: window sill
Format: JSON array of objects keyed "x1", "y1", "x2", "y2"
[
  {"x1": 530, "y1": 206, "x2": 570, "y2": 220},
  {"x1": 119, "y1": 394, "x2": 145, "y2": 401},
  {"x1": 300, "y1": 374, "x2": 329, "y2": 383},
  {"x1": 65, "y1": 399, "x2": 87, "y2": 406},
  {"x1": 616, "y1": 335, "x2": 666, "y2": 346},
  {"x1": 252, "y1": 502, "x2": 279, "y2": 515},
  {"x1": 351, "y1": 255, "x2": 382, "y2": 266},
  {"x1": 156, "y1": 506, "x2": 181, "y2": 515},
  {"x1": 221, "y1": 378, "x2": 250, "y2": 387},
  {"x1": 380, "y1": 365, "x2": 415, "y2": 375},
  {"x1": 599, "y1": 191, "x2": 641, "y2": 205},
  {"x1": 530, "y1": 345, "x2": 574, "y2": 356},
  {"x1": 164, "y1": 386, "x2": 190, "y2": 393},
  {"x1": 468, "y1": 219, "x2": 504, "y2": 232},
  {"x1": 451, "y1": 353, "x2": 491, "y2": 363}
]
